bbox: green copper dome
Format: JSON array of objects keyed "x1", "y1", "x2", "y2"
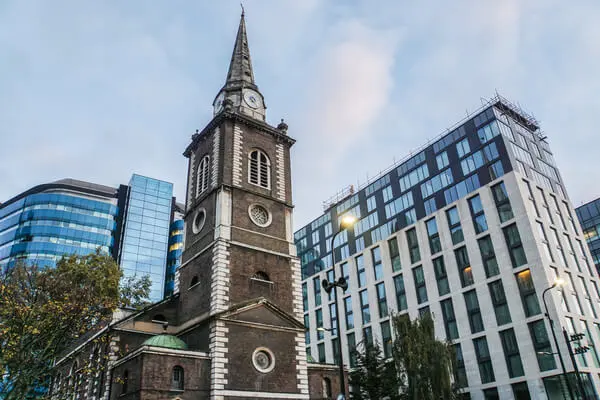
[{"x1": 143, "y1": 334, "x2": 188, "y2": 350}]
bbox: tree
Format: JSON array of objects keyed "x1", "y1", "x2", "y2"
[
  {"x1": 348, "y1": 342, "x2": 400, "y2": 400},
  {"x1": 391, "y1": 312, "x2": 457, "y2": 400},
  {"x1": 0, "y1": 251, "x2": 150, "y2": 400}
]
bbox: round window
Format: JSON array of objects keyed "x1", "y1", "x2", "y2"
[
  {"x1": 192, "y1": 208, "x2": 206, "y2": 234},
  {"x1": 248, "y1": 204, "x2": 271, "y2": 227},
  {"x1": 252, "y1": 347, "x2": 275, "y2": 373}
]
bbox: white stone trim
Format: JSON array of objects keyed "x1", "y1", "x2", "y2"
[
  {"x1": 214, "y1": 189, "x2": 232, "y2": 241},
  {"x1": 213, "y1": 390, "x2": 309, "y2": 399},
  {"x1": 275, "y1": 143, "x2": 286, "y2": 202},
  {"x1": 187, "y1": 152, "x2": 196, "y2": 211},
  {"x1": 212, "y1": 127, "x2": 220, "y2": 189},
  {"x1": 232, "y1": 125, "x2": 243, "y2": 187},
  {"x1": 290, "y1": 257, "x2": 304, "y2": 319},
  {"x1": 210, "y1": 320, "x2": 230, "y2": 398},
  {"x1": 295, "y1": 332, "x2": 309, "y2": 395},
  {"x1": 210, "y1": 240, "x2": 230, "y2": 315}
]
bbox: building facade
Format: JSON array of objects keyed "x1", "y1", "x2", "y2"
[
  {"x1": 0, "y1": 175, "x2": 181, "y2": 302},
  {"x1": 576, "y1": 198, "x2": 600, "y2": 275},
  {"x1": 50, "y1": 12, "x2": 336, "y2": 400},
  {"x1": 296, "y1": 97, "x2": 600, "y2": 399}
]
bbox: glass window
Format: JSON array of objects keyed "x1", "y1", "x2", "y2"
[
  {"x1": 388, "y1": 237, "x2": 401, "y2": 272},
  {"x1": 359, "y1": 290, "x2": 370, "y2": 324},
  {"x1": 347, "y1": 332, "x2": 357, "y2": 367},
  {"x1": 529, "y1": 319, "x2": 556, "y2": 371},
  {"x1": 317, "y1": 343, "x2": 325, "y2": 363},
  {"x1": 248, "y1": 149, "x2": 271, "y2": 189},
  {"x1": 426, "y1": 218, "x2": 442, "y2": 254},
  {"x1": 464, "y1": 289, "x2": 484, "y2": 333},
  {"x1": 372, "y1": 246, "x2": 383, "y2": 281},
  {"x1": 516, "y1": 269, "x2": 541, "y2": 317},
  {"x1": 453, "y1": 344, "x2": 468, "y2": 388},
  {"x1": 436, "y1": 151, "x2": 449, "y2": 169},
  {"x1": 424, "y1": 197, "x2": 437, "y2": 215},
  {"x1": 326, "y1": 270, "x2": 335, "y2": 302},
  {"x1": 504, "y1": 223, "x2": 527, "y2": 268},
  {"x1": 394, "y1": 275, "x2": 407, "y2": 311},
  {"x1": 344, "y1": 296, "x2": 354, "y2": 330},
  {"x1": 399, "y1": 164, "x2": 429, "y2": 192},
  {"x1": 376, "y1": 283, "x2": 388, "y2": 318},
  {"x1": 406, "y1": 228, "x2": 420, "y2": 263},
  {"x1": 441, "y1": 298, "x2": 459, "y2": 340},
  {"x1": 381, "y1": 320, "x2": 392, "y2": 358},
  {"x1": 489, "y1": 160, "x2": 505, "y2": 180},
  {"x1": 468, "y1": 194, "x2": 488, "y2": 234},
  {"x1": 420, "y1": 169, "x2": 454, "y2": 198},
  {"x1": 491, "y1": 182, "x2": 514, "y2": 222},
  {"x1": 413, "y1": 266, "x2": 428, "y2": 304},
  {"x1": 473, "y1": 336, "x2": 495, "y2": 383},
  {"x1": 196, "y1": 155, "x2": 210, "y2": 197},
  {"x1": 366, "y1": 195, "x2": 377, "y2": 212},
  {"x1": 316, "y1": 308, "x2": 324, "y2": 340},
  {"x1": 433, "y1": 256, "x2": 450, "y2": 296},
  {"x1": 363, "y1": 326, "x2": 373, "y2": 347},
  {"x1": 446, "y1": 207, "x2": 464, "y2": 245},
  {"x1": 313, "y1": 276, "x2": 321, "y2": 306},
  {"x1": 329, "y1": 303, "x2": 338, "y2": 337},
  {"x1": 478, "y1": 236, "x2": 499, "y2": 277},
  {"x1": 456, "y1": 138, "x2": 471, "y2": 158},
  {"x1": 489, "y1": 279, "x2": 512, "y2": 325},
  {"x1": 355, "y1": 255, "x2": 366, "y2": 288},
  {"x1": 304, "y1": 314, "x2": 310, "y2": 344},
  {"x1": 302, "y1": 283, "x2": 308, "y2": 311},
  {"x1": 455, "y1": 246, "x2": 473, "y2": 287},
  {"x1": 512, "y1": 382, "x2": 531, "y2": 400}
]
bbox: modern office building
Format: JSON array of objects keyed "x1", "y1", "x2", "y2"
[
  {"x1": 296, "y1": 96, "x2": 600, "y2": 399},
  {"x1": 165, "y1": 202, "x2": 185, "y2": 297},
  {"x1": 576, "y1": 198, "x2": 600, "y2": 275},
  {"x1": 0, "y1": 174, "x2": 183, "y2": 302}
]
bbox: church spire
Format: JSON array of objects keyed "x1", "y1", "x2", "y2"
[{"x1": 224, "y1": 10, "x2": 256, "y2": 89}]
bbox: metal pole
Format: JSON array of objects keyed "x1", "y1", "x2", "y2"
[
  {"x1": 329, "y1": 231, "x2": 346, "y2": 399},
  {"x1": 563, "y1": 328, "x2": 588, "y2": 399},
  {"x1": 543, "y1": 286, "x2": 575, "y2": 399}
]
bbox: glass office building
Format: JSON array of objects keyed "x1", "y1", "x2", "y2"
[
  {"x1": 576, "y1": 198, "x2": 600, "y2": 275},
  {"x1": 296, "y1": 95, "x2": 600, "y2": 399},
  {"x1": 1, "y1": 175, "x2": 182, "y2": 302},
  {"x1": 165, "y1": 203, "x2": 184, "y2": 297}
]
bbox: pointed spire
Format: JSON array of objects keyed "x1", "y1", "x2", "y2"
[{"x1": 225, "y1": 9, "x2": 256, "y2": 89}]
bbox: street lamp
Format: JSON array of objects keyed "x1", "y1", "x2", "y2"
[
  {"x1": 542, "y1": 277, "x2": 575, "y2": 400},
  {"x1": 321, "y1": 214, "x2": 357, "y2": 400}
]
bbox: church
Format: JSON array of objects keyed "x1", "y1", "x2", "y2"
[{"x1": 50, "y1": 12, "x2": 342, "y2": 400}]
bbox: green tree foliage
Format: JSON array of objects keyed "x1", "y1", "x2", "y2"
[
  {"x1": 392, "y1": 312, "x2": 457, "y2": 400},
  {"x1": 349, "y1": 342, "x2": 401, "y2": 400},
  {"x1": 0, "y1": 251, "x2": 150, "y2": 400}
]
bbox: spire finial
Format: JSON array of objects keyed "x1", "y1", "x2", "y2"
[
  {"x1": 241, "y1": 2, "x2": 245, "y2": 17},
  {"x1": 224, "y1": 6, "x2": 256, "y2": 87}
]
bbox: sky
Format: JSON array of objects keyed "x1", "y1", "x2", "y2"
[{"x1": 1, "y1": 1, "x2": 600, "y2": 229}]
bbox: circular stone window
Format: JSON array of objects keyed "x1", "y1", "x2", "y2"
[
  {"x1": 252, "y1": 347, "x2": 275, "y2": 373},
  {"x1": 248, "y1": 204, "x2": 272, "y2": 227},
  {"x1": 192, "y1": 208, "x2": 206, "y2": 234}
]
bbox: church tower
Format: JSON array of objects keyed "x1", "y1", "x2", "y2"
[{"x1": 179, "y1": 11, "x2": 309, "y2": 399}]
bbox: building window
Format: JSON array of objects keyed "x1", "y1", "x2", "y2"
[
  {"x1": 503, "y1": 223, "x2": 527, "y2": 268},
  {"x1": 491, "y1": 182, "x2": 514, "y2": 223},
  {"x1": 483, "y1": 388, "x2": 499, "y2": 400},
  {"x1": 455, "y1": 246, "x2": 473, "y2": 287},
  {"x1": 446, "y1": 207, "x2": 464, "y2": 245},
  {"x1": 341, "y1": 262, "x2": 350, "y2": 283},
  {"x1": 436, "y1": 151, "x2": 449, "y2": 169},
  {"x1": 499, "y1": 328, "x2": 525, "y2": 378},
  {"x1": 538, "y1": 188, "x2": 554, "y2": 223},
  {"x1": 172, "y1": 366, "x2": 184, "y2": 390},
  {"x1": 248, "y1": 149, "x2": 270, "y2": 189},
  {"x1": 318, "y1": 343, "x2": 326, "y2": 363},
  {"x1": 394, "y1": 275, "x2": 407, "y2": 311},
  {"x1": 355, "y1": 255, "x2": 366, "y2": 288},
  {"x1": 366, "y1": 195, "x2": 377, "y2": 212},
  {"x1": 359, "y1": 290, "x2": 370, "y2": 323},
  {"x1": 376, "y1": 282, "x2": 388, "y2": 318},
  {"x1": 537, "y1": 222, "x2": 555, "y2": 263},
  {"x1": 347, "y1": 332, "x2": 357, "y2": 367},
  {"x1": 424, "y1": 197, "x2": 437, "y2": 215},
  {"x1": 524, "y1": 179, "x2": 541, "y2": 217},
  {"x1": 564, "y1": 234, "x2": 581, "y2": 272},
  {"x1": 326, "y1": 270, "x2": 335, "y2": 302},
  {"x1": 564, "y1": 201, "x2": 579, "y2": 234},
  {"x1": 453, "y1": 344, "x2": 468, "y2": 388},
  {"x1": 304, "y1": 314, "x2": 310, "y2": 344},
  {"x1": 529, "y1": 319, "x2": 556, "y2": 371},
  {"x1": 406, "y1": 228, "x2": 420, "y2": 263},
  {"x1": 579, "y1": 277, "x2": 598, "y2": 318},
  {"x1": 512, "y1": 382, "x2": 531, "y2": 399},
  {"x1": 413, "y1": 266, "x2": 428, "y2": 304},
  {"x1": 426, "y1": 218, "x2": 442, "y2": 254},
  {"x1": 516, "y1": 269, "x2": 541, "y2": 317},
  {"x1": 550, "y1": 227, "x2": 569, "y2": 267},
  {"x1": 477, "y1": 235, "x2": 499, "y2": 277},
  {"x1": 441, "y1": 298, "x2": 458, "y2": 340},
  {"x1": 329, "y1": 303, "x2": 338, "y2": 337},
  {"x1": 550, "y1": 194, "x2": 568, "y2": 230},
  {"x1": 196, "y1": 155, "x2": 210, "y2": 197},
  {"x1": 332, "y1": 338, "x2": 340, "y2": 365},
  {"x1": 388, "y1": 237, "x2": 401, "y2": 272},
  {"x1": 464, "y1": 289, "x2": 484, "y2": 333},
  {"x1": 344, "y1": 297, "x2": 354, "y2": 331},
  {"x1": 468, "y1": 194, "x2": 488, "y2": 234},
  {"x1": 489, "y1": 279, "x2": 511, "y2": 325},
  {"x1": 363, "y1": 326, "x2": 373, "y2": 346},
  {"x1": 316, "y1": 308, "x2": 324, "y2": 340},
  {"x1": 456, "y1": 138, "x2": 471, "y2": 158},
  {"x1": 381, "y1": 320, "x2": 392, "y2": 358},
  {"x1": 313, "y1": 276, "x2": 321, "y2": 307},
  {"x1": 473, "y1": 336, "x2": 495, "y2": 383},
  {"x1": 372, "y1": 246, "x2": 383, "y2": 281},
  {"x1": 489, "y1": 160, "x2": 504, "y2": 180},
  {"x1": 433, "y1": 256, "x2": 450, "y2": 296}
]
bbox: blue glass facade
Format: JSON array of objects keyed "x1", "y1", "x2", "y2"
[
  {"x1": 576, "y1": 198, "x2": 600, "y2": 273},
  {"x1": 118, "y1": 175, "x2": 173, "y2": 302},
  {"x1": 0, "y1": 186, "x2": 118, "y2": 270},
  {"x1": 165, "y1": 217, "x2": 184, "y2": 297}
]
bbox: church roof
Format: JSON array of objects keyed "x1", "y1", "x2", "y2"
[
  {"x1": 142, "y1": 334, "x2": 188, "y2": 350},
  {"x1": 224, "y1": 10, "x2": 256, "y2": 90}
]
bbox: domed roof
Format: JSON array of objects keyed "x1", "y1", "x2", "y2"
[{"x1": 142, "y1": 334, "x2": 188, "y2": 350}]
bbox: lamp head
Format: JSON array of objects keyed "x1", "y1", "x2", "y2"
[{"x1": 340, "y1": 214, "x2": 357, "y2": 229}]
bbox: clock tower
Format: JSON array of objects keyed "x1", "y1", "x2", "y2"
[{"x1": 179, "y1": 11, "x2": 309, "y2": 399}]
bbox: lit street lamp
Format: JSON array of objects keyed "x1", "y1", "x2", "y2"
[
  {"x1": 542, "y1": 277, "x2": 574, "y2": 400},
  {"x1": 321, "y1": 214, "x2": 357, "y2": 400}
]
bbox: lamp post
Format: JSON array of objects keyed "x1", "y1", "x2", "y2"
[
  {"x1": 321, "y1": 215, "x2": 357, "y2": 400},
  {"x1": 542, "y1": 278, "x2": 575, "y2": 400}
]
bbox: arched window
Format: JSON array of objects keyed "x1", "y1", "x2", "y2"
[
  {"x1": 121, "y1": 370, "x2": 129, "y2": 394},
  {"x1": 252, "y1": 271, "x2": 270, "y2": 282},
  {"x1": 196, "y1": 155, "x2": 210, "y2": 197},
  {"x1": 172, "y1": 366, "x2": 184, "y2": 390},
  {"x1": 248, "y1": 150, "x2": 270, "y2": 189},
  {"x1": 322, "y1": 377, "x2": 332, "y2": 399},
  {"x1": 190, "y1": 276, "x2": 199, "y2": 288}
]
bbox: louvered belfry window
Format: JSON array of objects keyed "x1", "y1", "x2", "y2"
[
  {"x1": 249, "y1": 150, "x2": 270, "y2": 189},
  {"x1": 196, "y1": 155, "x2": 210, "y2": 197}
]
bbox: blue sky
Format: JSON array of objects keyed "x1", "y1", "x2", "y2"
[{"x1": 1, "y1": 1, "x2": 600, "y2": 228}]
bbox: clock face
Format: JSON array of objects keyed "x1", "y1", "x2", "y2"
[
  {"x1": 214, "y1": 92, "x2": 225, "y2": 113},
  {"x1": 243, "y1": 90, "x2": 261, "y2": 109}
]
